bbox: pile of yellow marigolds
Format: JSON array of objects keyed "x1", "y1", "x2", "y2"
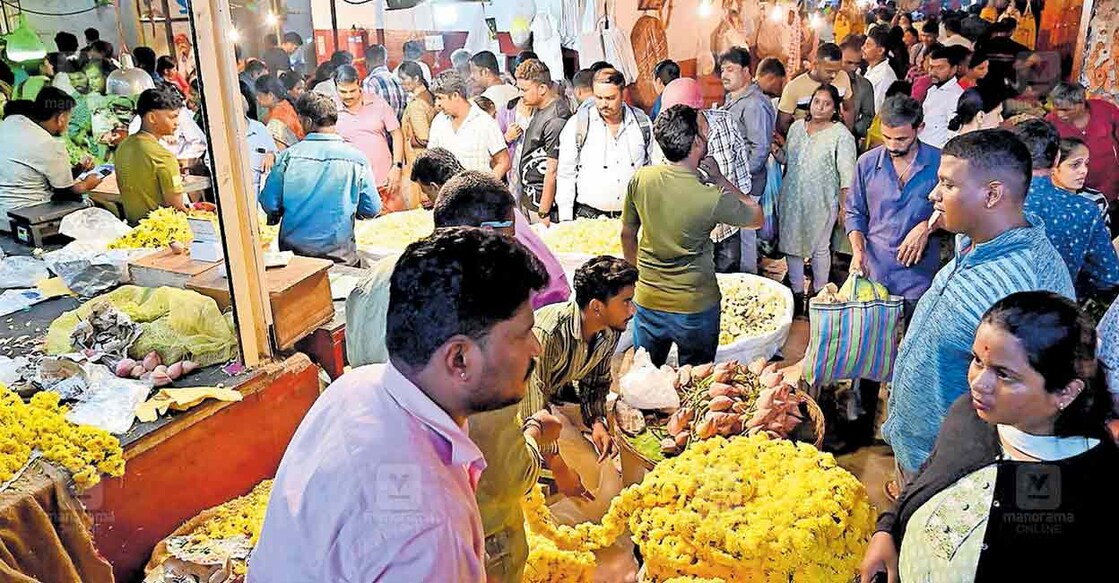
[
  {"x1": 0, "y1": 386, "x2": 124, "y2": 490},
  {"x1": 522, "y1": 434, "x2": 875, "y2": 583}
]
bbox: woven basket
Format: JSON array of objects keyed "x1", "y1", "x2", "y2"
[{"x1": 616, "y1": 390, "x2": 827, "y2": 476}]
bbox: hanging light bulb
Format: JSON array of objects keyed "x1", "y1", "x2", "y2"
[
  {"x1": 265, "y1": 11, "x2": 279, "y2": 27},
  {"x1": 698, "y1": 0, "x2": 713, "y2": 17},
  {"x1": 810, "y1": 12, "x2": 824, "y2": 28},
  {"x1": 229, "y1": 28, "x2": 241, "y2": 43},
  {"x1": 770, "y1": 5, "x2": 785, "y2": 21}
]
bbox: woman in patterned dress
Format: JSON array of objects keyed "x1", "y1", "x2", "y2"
[
  {"x1": 775, "y1": 84, "x2": 856, "y2": 309},
  {"x1": 398, "y1": 60, "x2": 436, "y2": 209},
  {"x1": 861, "y1": 291, "x2": 1118, "y2": 582}
]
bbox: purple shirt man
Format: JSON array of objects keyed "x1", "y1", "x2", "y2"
[
  {"x1": 845, "y1": 142, "x2": 943, "y2": 300},
  {"x1": 248, "y1": 364, "x2": 488, "y2": 581}
]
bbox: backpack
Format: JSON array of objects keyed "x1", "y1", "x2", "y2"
[{"x1": 573, "y1": 101, "x2": 653, "y2": 170}]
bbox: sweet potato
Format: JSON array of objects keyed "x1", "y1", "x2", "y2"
[
  {"x1": 666, "y1": 407, "x2": 694, "y2": 436},
  {"x1": 708, "y1": 395, "x2": 734, "y2": 412},
  {"x1": 708, "y1": 383, "x2": 736, "y2": 398},
  {"x1": 692, "y1": 363, "x2": 715, "y2": 380}
]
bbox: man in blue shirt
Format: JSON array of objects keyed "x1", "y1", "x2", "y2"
[
  {"x1": 259, "y1": 92, "x2": 380, "y2": 265},
  {"x1": 1011, "y1": 119, "x2": 1119, "y2": 297},
  {"x1": 847, "y1": 95, "x2": 943, "y2": 307},
  {"x1": 883, "y1": 129, "x2": 1074, "y2": 485},
  {"x1": 844, "y1": 95, "x2": 942, "y2": 452}
]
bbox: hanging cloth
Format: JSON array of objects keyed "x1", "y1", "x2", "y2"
[
  {"x1": 1011, "y1": 2, "x2": 1037, "y2": 50},
  {"x1": 531, "y1": 12, "x2": 565, "y2": 81}
]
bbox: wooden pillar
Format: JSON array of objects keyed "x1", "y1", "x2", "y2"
[{"x1": 189, "y1": 0, "x2": 273, "y2": 366}]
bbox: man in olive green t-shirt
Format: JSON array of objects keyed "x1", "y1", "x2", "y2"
[
  {"x1": 116, "y1": 87, "x2": 185, "y2": 224},
  {"x1": 621, "y1": 104, "x2": 763, "y2": 367}
]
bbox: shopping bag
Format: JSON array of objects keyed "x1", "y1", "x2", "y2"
[
  {"x1": 758, "y1": 154, "x2": 781, "y2": 250},
  {"x1": 803, "y1": 275, "x2": 904, "y2": 386}
]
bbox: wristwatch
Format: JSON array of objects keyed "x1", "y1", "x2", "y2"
[
  {"x1": 537, "y1": 208, "x2": 551, "y2": 219},
  {"x1": 393, "y1": 161, "x2": 404, "y2": 169}
]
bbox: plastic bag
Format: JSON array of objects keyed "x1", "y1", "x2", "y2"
[
  {"x1": 758, "y1": 154, "x2": 781, "y2": 246},
  {"x1": 619, "y1": 348, "x2": 680, "y2": 411},
  {"x1": 0, "y1": 256, "x2": 50, "y2": 289},
  {"x1": 43, "y1": 243, "x2": 154, "y2": 297},
  {"x1": 0, "y1": 356, "x2": 28, "y2": 386},
  {"x1": 59, "y1": 207, "x2": 132, "y2": 250},
  {"x1": 46, "y1": 286, "x2": 239, "y2": 367},
  {"x1": 66, "y1": 364, "x2": 152, "y2": 434}
]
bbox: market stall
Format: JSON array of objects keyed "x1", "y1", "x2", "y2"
[{"x1": 0, "y1": 2, "x2": 332, "y2": 581}]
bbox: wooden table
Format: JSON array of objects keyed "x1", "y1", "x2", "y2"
[{"x1": 88, "y1": 174, "x2": 212, "y2": 219}]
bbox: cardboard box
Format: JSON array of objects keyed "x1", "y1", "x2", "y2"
[
  {"x1": 186, "y1": 256, "x2": 334, "y2": 350},
  {"x1": 190, "y1": 241, "x2": 224, "y2": 263},
  {"x1": 129, "y1": 248, "x2": 221, "y2": 289}
]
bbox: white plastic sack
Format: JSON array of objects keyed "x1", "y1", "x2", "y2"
[
  {"x1": 58, "y1": 207, "x2": 131, "y2": 249},
  {"x1": 619, "y1": 348, "x2": 680, "y2": 411},
  {"x1": 42, "y1": 243, "x2": 154, "y2": 297},
  {"x1": 66, "y1": 364, "x2": 151, "y2": 434},
  {"x1": 0, "y1": 256, "x2": 50, "y2": 289},
  {"x1": 714, "y1": 274, "x2": 794, "y2": 365},
  {"x1": 0, "y1": 356, "x2": 29, "y2": 386}
]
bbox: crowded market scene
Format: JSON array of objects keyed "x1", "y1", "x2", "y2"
[{"x1": 0, "y1": 0, "x2": 1117, "y2": 580}]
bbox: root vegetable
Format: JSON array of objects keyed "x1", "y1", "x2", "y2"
[
  {"x1": 677, "y1": 365, "x2": 692, "y2": 387},
  {"x1": 759, "y1": 370, "x2": 782, "y2": 388},
  {"x1": 712, "y1": 368, "x2": 735, "y2": 383},
  {"x1": 660, "y1": 437, "x2": 680, "y2": 456},
  {"x1": 692, "y1": 364, "x2": 714, "y2": 380},
  {"x1": 130, "y1": 365, "x2": 146, "y2": 379},
  {"x1": 143, "y1": 352, "x2": 162, "y2": 372},
  {"x1": 666, "y1": 407, "x2": 694, "y2": 436},
  {"x1": 153, "y1": 365, "x2": 168, "y2": 377},
  {"x1": 115, "y1": 358, "x2": 137, "y2": 377},
  {"x1": 747, "y1": 358, "x2": 768, "y2": 376},
  {"x1": 674, "y1": 431, "x2": 690, "y2": 449},
  {"x1": 150, "y1": 371, "x2": 173, "y2": 387},
  {"x1": 694, "y1": 418, "x2": 717, "y2": 439},
  {"x1": 707, "y1": 383, "x2": 736, "y2": 398},
  {"x1": 167, "y1": 362, "x2": 184, "y2": 380},
  {"x1": 709, "y1": 396, "x2": 734, "y2": 412},
  {"x1": 181, "y1": 361, "x2": 199, "y2": 374}
]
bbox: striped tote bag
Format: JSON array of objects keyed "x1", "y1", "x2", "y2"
[{"x1": 804, "y1": 276, "x2": 904, "y2": 386}]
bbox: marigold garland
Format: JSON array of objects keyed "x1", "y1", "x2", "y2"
[
  {"x1": 523, "y1": 434, "x2": 875, "y2": 582},
  {"x1": 0, "y1": 387, "x2": 125, "y2": 490}
]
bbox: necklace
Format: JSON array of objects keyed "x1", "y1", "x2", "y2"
[{"x1": 893, "y1": 152, "x2": 918, "y2": 188}]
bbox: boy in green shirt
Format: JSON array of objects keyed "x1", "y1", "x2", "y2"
[
  {"x1": 621, "y1": 104, "x2": 763, "y2": 366},
  {"x1": 115, "y1": 87, "x2": 184, "y2": 224}
]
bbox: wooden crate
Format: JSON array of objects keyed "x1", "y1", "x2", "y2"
[
  {"x1": 129, "y1": 249, "x2": 222, "y2": 289},
  {"x1": 186, "y1": 257, "x2": 335, "y2": 351}
]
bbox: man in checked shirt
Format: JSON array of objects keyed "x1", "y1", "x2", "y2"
[
  {"x1": 519, "y1": 256, "x2": 637, "y2": 521},
  {"x1": 655, "y1": 77, "x2": 753, "y2": 273}
]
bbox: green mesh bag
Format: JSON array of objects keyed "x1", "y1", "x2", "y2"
[{"x1": 47, "y1": 286, "x2": 239, "y2": 367}]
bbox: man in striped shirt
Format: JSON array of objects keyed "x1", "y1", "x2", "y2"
[
  {"x1": 361, "y1": 44, "x2": 408, "y2": 119},
  {"x1": 883, "y1": 129, "x2": 1075, "y2": 486},
  {"x1": 519, "y1": 256, "x2": 637, "y2": 520}
]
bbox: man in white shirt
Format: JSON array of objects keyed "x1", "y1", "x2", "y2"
[
  {"x1": 428, "y1": 70, "x2": 511, "y2": 179},
  {"x1": 919, "y1": 45, "x2": 966, "y2": 148},
  {"x1": 863, "y1": 27, "x2": 898, "y2": 112},
  {"x1": 0, "y1": 88, "x2": 103, "y2": 232},
  {"x1": 245, "y1": 112, "x2": 277, "y2": 194},
  {"x1": 555, "y1": 70, "x2": 654, "y2": 222},
  {"x1": 470, "y1": 51, "x2": 520, "y2": 108},
  {"x1": 941, "y1": 17, "x2": 974, "y2": 50}
]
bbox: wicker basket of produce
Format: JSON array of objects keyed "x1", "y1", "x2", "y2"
[{"x1": 616, "y1": 359, "x2": 825, "y2": 475}]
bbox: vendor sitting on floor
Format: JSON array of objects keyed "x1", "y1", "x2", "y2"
[
  {"x1": 115, "y1": 86, "x2": 187, "y2": 224},
  {"x1": 346, "y1": 170, "x2": 587, "y2": 583},
  {"x1": 259, "y1": 91, "x2": 380, "y2": 265},
  {"x1": 518, "y1": 256, "x2": 638, "y2": 523},
  {"x1": 0, "y1": 87, "x2": 103, "y2": 232}
]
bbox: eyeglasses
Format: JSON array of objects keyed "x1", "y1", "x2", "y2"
[{"x1": 480, "y1": 220, "x2": 514, "y2": 229}]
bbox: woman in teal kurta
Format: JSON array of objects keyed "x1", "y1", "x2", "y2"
[{"x1": 776, "y1": 84, "x2": 856, "y2": 297}]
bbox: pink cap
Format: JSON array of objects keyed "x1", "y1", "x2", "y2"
[{"x1": 661, "y1": 78, "x2": 704, "y2": 110}]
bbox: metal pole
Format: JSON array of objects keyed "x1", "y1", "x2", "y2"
[{"x1": 330, "y1": 0, "x2": 339, "y2": 54}]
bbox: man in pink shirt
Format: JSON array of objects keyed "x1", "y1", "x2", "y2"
[
  {"x1": 250, "y1": 227, "x2": 548, "y2": 581},
  {"x1": 334, "y1": 64, "x2": 406, "y2": 210}
]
